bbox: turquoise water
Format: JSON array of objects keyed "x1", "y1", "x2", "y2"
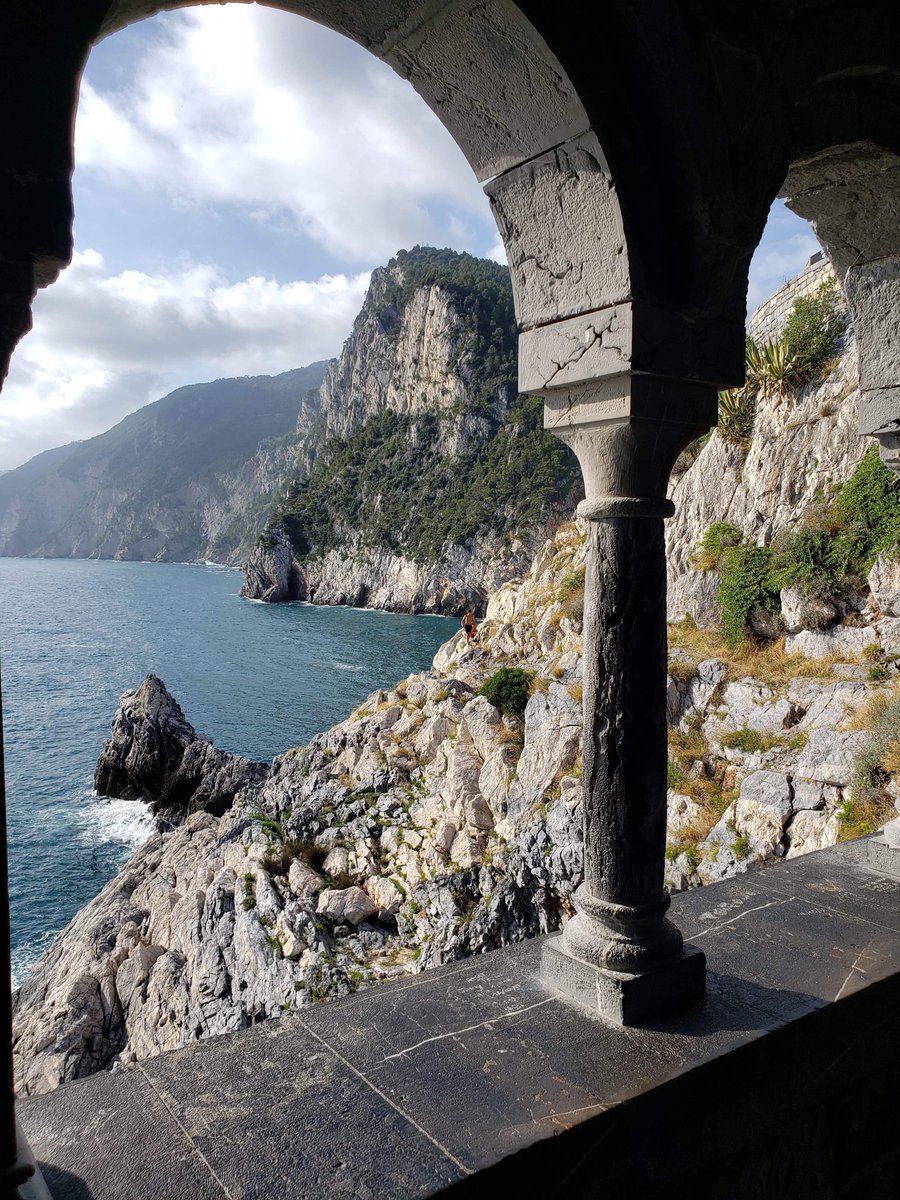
[{"x1": 0, "y1": 559, "x2": 455, "y2": 986}]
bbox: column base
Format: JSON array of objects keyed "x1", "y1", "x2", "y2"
[{"x1": 541, "y1": 934, "x2": 706, "y2": 1026}]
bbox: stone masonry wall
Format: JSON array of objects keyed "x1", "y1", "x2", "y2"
[{"x1": 748, "y1": 254, "x2": 835, "y2": 344}]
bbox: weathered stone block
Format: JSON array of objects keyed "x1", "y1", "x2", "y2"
[{"x1": 541, "y1": 936, "x2": 706, "y2": 1026}]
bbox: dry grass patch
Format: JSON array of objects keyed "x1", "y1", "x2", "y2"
[{"x1": 668, "y1": 623, "x2": 838, "y2": 688}]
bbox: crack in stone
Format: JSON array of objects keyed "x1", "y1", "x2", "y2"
[
  {"x1": 379, "y1": 996, "x2": 558, "y2": 1061},
  {"x1": 689, "y1": 897, "x2": 792, "y2": 940}
]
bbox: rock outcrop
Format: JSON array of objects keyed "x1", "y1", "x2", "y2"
[
  {"x1": 93, "y1": 675, "x2": 270, "y2": 824},
  {"x1": 240, "y1": 527, "x2": 306, "y2": 603}
]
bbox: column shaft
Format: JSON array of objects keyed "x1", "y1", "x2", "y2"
[{"x1": 561, "y1": 507, "x2": 682, "y2": 973}]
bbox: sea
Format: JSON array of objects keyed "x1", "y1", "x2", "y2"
[{"x1": 0, "y1": 558, "x2": 456, "y2": 988}]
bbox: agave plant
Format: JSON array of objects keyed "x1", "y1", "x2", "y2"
[
  {"x1": 717, "y1": 386, "x2": 756, "y2": 446},
  {"x1": 755, "y1": 337, "x2": 803, "y2": 398}
]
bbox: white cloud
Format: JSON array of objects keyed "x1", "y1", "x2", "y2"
[
  {"x1": 77, "y1": 6, "x2": 495, "y2": 264},
  {"x1": 0, "y1": 249, "x2": 369, "y2": 469}
]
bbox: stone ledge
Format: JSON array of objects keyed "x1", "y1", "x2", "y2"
[{"x1": 18, "y1": 837, "x2": 900, "y2": 1199}]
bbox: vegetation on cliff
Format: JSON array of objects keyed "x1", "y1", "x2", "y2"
[
  {"x1": 273, "y1": 392, "x2": 578, "y2": 564},
  {"x1": 696, "y1": 446, "x2": 900, "y2": 646},
  {"x1": 717, "y1": 278, "x2": 845, "y2": 448}
]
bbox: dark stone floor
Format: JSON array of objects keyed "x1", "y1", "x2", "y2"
[{"x1": 18, "y1": 837, "x2": 900, "y2": 1199}]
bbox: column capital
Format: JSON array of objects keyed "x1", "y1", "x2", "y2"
[{"x1": 541, "y1": 373, "x2": 717, "y2": 506}]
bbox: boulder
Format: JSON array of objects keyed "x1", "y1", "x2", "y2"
[
  {"x1": 733, "y1": 771, "x2": 793, "y2": 857},
  {"x1": 780, "y1": 586, "x2": 839, "y2": 633},
  {"x1": 867, "y1": 553, "x2": 900, "y2": 616},
  {"x1": 876, "y1": 616, "x2": 900, "y2": 657},
  {"x1": 707, "y1": 680, "x2": 798, "y2": 735},
  {"x1": 287, "y1": 861, "x2": 325, "y2": 901},
  {"x1": 785, "y1": 625, "x2": 876, "y2": 659},
  {"x1": 364, "y1": 876, "x2": 403, "y2": 918},
  {"x1": 507, "y1": 684, "x2": 581, "y2": 823},
  {"x1": 786, "y1": 810, "x2": 841, "y2": 859},
  {"x1": 316, "y1": 887, "x2": 377, "y2": 927},
  {"x1": 462, "y1": 695, "x2": 502, "y2": 761},
  {"x1": 667, "y1": 570, "x2": 721, "y2": 628},
  {"x1": 795, "y1": 728, "x2": 870, "y2": 787}
]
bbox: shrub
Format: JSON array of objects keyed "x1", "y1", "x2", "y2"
[
  {"x1": 782, "y1": 278, "x2": 845, "y2": 378},
  {"x1": 769, "y1": 526, "x2": 844, "y2": 600},
  {"x1": 479, "y1": 667, "x2": 533, "y2": 716},
  {"x1": 832, "y1": 445, "x2": 900, "y2": 570},
  {"x1": 694, "y1": 523, "x2": 743, "y2": 571},
  {"x1": 731, "y1": 834, "x2": 752, "y2": 860},
  {"x1": 718, "y1": 387, "x2": 757, "y2": 446},
  {"x1": 720, "y1": 728, "x2": 776, "y2": 754},
  {"x1": 557, "y1": 564, "x2": 586, "y2": 624},
  {"x1": 717, "y1": 542, "x2": 778, "y2": 648}
]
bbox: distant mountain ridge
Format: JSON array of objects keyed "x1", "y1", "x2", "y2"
[{"x1": 0, "y1": 361, "x2": 329, "y2": 563}]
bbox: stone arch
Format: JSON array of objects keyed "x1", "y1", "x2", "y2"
[
  {"x1": 783, "y1": 142, "x2": 900, "y2": 470},
  {"x1": 1, "y1": 0, "x2": 641, "y2": 396}
]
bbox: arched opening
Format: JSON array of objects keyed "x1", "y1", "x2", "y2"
[{"x1": 4, "y1": 6, "x2": 900, "y2": 1197}]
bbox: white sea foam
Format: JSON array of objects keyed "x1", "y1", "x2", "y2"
[
  {"x1": 80, "y1": 793, "x2": 154, "y2": 850},
  {"x1": 11, "y1": 930, "x2": 55, "y2": 990},
  {"x1": 334, "y1": 662, "x2": 364, "y2": 672}
]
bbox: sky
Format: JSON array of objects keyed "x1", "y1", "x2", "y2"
[{"x1": 0, "y1": 4, "x2": 820, "y2": 472}]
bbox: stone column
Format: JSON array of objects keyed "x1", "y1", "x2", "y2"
[{"x1": 539, "y1": 378, "x2": 713, "y2": 1024}]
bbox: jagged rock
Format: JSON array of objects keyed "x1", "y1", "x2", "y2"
[
  {"x1": 240, "y1": 526, "x2": 306, "y2": 602},
  {"x1": 792, "y1": 681, "x2": 872, "y2": 731},
  {"x1": 681, "y1": 658, "x2": 727, "y2": 719},
  {"x1": 93, "y1": 675, "x2": 269, "y2": 823},
  {"x1": 316, "y1": 887, "x2": 378, "y2": 926},
  {"x1": 785, "y1": 625, "x2": 877, "y2": 659},
  {"x1": 733, "y1": 771, "x2": 793, "y2": 858},
  {"x1": 705, "y1": 680, "x2": 798, "y2": 736},
  {"x1": 780, "y1": 586, "x2": 839, "y2": 633},
  {"x1": 876, "y1": 617, "x2": 900, "y2": 656},
  {"x1": 288, "y1": 861, "x2": 325, "y2": 900},
  {"x1": 868, "y1": 553, "x2": 900, "y2": 616},
  {"x1": 507, "y1": 684, "x2": 581, "y2": 823},
  {"x1": 365, "y1": 876, "x2": 403, "y2": 919},
  {"x1": 667, "y1": 793, "x2": 705, "y2": 835},
  {"x1": 462, "y1": 695, "x2": 502, "y2": 761}
]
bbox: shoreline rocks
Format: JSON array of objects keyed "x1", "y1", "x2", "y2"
[{"x1": 93, "y1": 674, "x2": 270, "y2": 825}]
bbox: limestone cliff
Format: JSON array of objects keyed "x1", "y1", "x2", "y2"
[
  {"x1": 242, "y1": 248, "x2": 577, "y2": 614},
  {"x1": 666, "y1": 267, "x2": 867, "y2": 625}
]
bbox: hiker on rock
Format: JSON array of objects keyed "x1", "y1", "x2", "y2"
[{"x1": 462, "y1": 609, "x2": 479, "y2": 645}]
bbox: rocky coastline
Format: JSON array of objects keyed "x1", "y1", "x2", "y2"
[{"x1": 13, "y1": 516, "x2": 900, "y2": 1097}]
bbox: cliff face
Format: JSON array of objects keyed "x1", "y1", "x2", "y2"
[
  {"x1": 243, "y1": 248, "x2": 577, "y2": 614},
  {"x1": 0, "y1": 364, "x2": 329, "y2": 565},
  {"x1": 666, "y1": 268, "x2": 865, "y2": 623}
]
